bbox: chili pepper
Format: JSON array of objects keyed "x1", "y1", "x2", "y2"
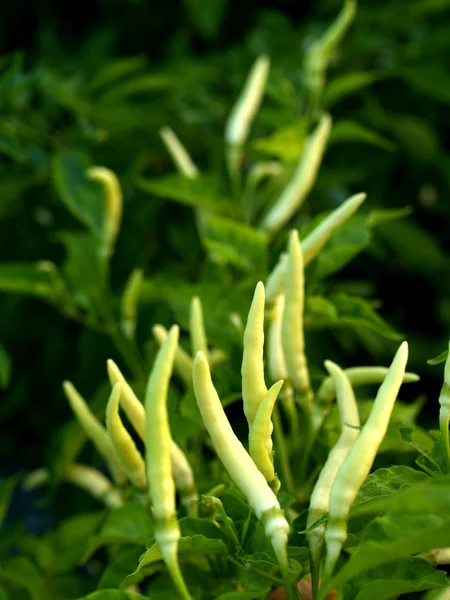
[
  {"x1": 249, "y1": 379, "x2": 284, "y2": 491},
  {"x1": 265, "y1": 192, "x2": 366, "y2": 305},
  {"x1": 107, "y1": 359, "x2": 198, "y2": 511},
  {"x1": 261, "y1": 114, "x2": 332, "y2": 234},
  {"x1": 22, "y1": 465, "x2": 123, "y2": 509},
  {"x1": 65, "y1": 464, "x2": 123, "y2": 508},
  {"x1": 307, "y1": 361, "x2": 359, "y2": 596},
  {"x1": 193, "y1": 351, "x2": 297, "y2": 600},
  {"x1": 304, "y1": 0, "x2": 356, "y2": 114},
  {"x1": 302, "y1": 193, "x2": 366, "y2": 264},
  {"x1": 323, "y1": 342, "x2": 408, "y2": 581},
  {"x1": 190, "y1": 296, "x2": 209, "y2": 360},
  {"x1": 225, "y1": 55, "x2": 270, "y2": 147},
  {"x1": 63, "y1": 381, "x2": 127, "y2": 487},
  {"x1": 242, "y1": 281, "x2": 268, "y2": 428},
  {"x1": 266, "y1": 294, "x2": 298, "y2": 438},
  {"x1": 282, "y1": 230, "x2": 312, "y2": 408},
  {"x1": 313, "y1": 366, "x2": 420, "y2": 434},
  {"x1": 160, "y1": 126, "x2": 199, "y2": 179},
  {"x1": 438, "y1": 341, "x2": 450, "y2": 470},
  {"x1": 87, "y1": 166, "x2": 122, "y2": 260},
  {"x1": 144, "y1": 325, "x2": 192, "y2": 600},
  {"x1": 120, "y1": 268, "x2": 143, "y2": 339},
  {"x1": 105, "y1": 382, "x2": 147, "y2": 491},
  {"x1": 266, "y1": 253, "x2": 288, "y2": 306},
  {"x1": 152, "y1": 324, "x2": 193, "y2": 384}
]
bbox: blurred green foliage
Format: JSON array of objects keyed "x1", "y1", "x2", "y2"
[{"x1": 0, "y1": 0, "x2": 449, "y2": 475}]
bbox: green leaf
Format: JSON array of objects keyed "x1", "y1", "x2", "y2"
[
  {"x1": 58, "y1": 231, "x2": 105, "y2": 312},
  {"x1": 184, "y1": 0, "x2": 226, "y2": 38},
  {"x1": 200, "y1": 215, "x2": 268, "y2": 273},
  {"x1": 329, "y1": 120, "x2": 396, "y2": 151},
  {"x1": 352, "y1": 466, "x2": 430, "y2": 512},
  {"x1": 365, "y1": 206, "x2": 414, "y2": 228},
  {"x1": 428, "y1": 350, "x2": 449, "y2": 366},
  {"x1": 82, "y1": 505, "x2": 154, "y2": 562},
  {"x1": 323, "y1": 72, "x2": 382, "y2": 107},
  {"x1": 37, "y1": 511, "x2": 105, "y2": 574},
  {"x1": 0, "y1": 557, "x2": 44, "y2": 600},
  {"x1": 129, "y1": 535, "x2": 227, "y2": 581},
  {"x1": 344, "y1": 557, "x2": 447, "y2": 600},
  {"x1": 0, "y1": 344, "x2": 11, "y2": 389},
  {"x1": 334, "y1": 512, "x2": 450, "y2": 586},
  {"x1": 252, "y1": 124, "x2": 306, "y2": 162},
  {"x1": 77, "y1": 591, "x2": 149, "y2": 600},
  {"x1": 52, "y1": 150, "x2": 103, "y2": 236},
  {"x1": 401, "y1": 65, "x2": 450, "y2": 104},
  {"x1": 137, "y1": 174, "x2": 233, "y2": 215},
  {"x1": 0, "y1": 474, "x2": 20, "y2": 526},
  {"x1": 330, "y1": 293, "x2": 401, "y2": 340},
  {"x1": 305, "y1": 295, "x2": 338, "y2": 328},
  {"x1": 216, "y1": 594, "x2": 262, "y2": 600},
  {"x1": 0, "y1": 263, "x2": 57, "y2": 302},
  {"x1": 179, "y1": 517, "x2": 229, "y2": 544},
  {"x1": 97, "y1": 548, "x2": 143, "y2": 590},
  {"x1": 314, "y1": 221, "x2": 372, "y2": 278},
  {"x1": 391, "y1": 116, "x2": 439, "y2": 164}
]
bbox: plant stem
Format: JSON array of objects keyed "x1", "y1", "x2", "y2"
[
  {"x1": 273, "y1": 403, "x2": 295, "y2": 494},
  {"x1": 272, "y1": 532, "x2": 301, "y2": 600},
  {"x1": 439, "y1": 407, "x2": 450, "y2": 472}
]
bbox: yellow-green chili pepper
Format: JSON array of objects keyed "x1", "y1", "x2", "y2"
[
  {"x1": 107, "y1": 358, "x2": 198, "y2": 511},
  {"x1": 313, "y1": 366, "x2": 420, "y2": 434},
  {"x1": 242, "y1": 281, "x2": 268, "y2": 428},
  {"x1": 323, "y1": 342, "x2": 409, "y2": 580},
  {"x1": 225, "y1": 55, "x2": 270, "y2": 147},
  {"x1": 189, "y1": 296, "x2": 209, "y2": 360},
  {"x1": 106, "y1": 382, "x2": 147, "y2": 491},
  {"x1": 145, "y1": 325, "x2": 192, "y2": 600},
  {"x1": 152, "y1": 324, "x2": 193, "y2": 384},
  {"x1": 160, "y1": 126, "x2": 199, "y2": 179},
  {"x1": 438, "y1": 341, "x2": 450, "y2": 470},
  {"x1": 249, "y1": 379, "x2": 284, "y2": 491},
  {"x1": 302, "y1": 192, "x2": 366, "y2": 264},
  {"x1": 304, "y1": 0, "x2": 356, "y2": 113},
  {"x1": 63, "y1": 381, "x2": 127, "y2": 487},
  {"x1": 120, "y1": 268, "x2": 143, "y2": 339},
  {"x1": 307, "y1": 361, "x2": 359, "y2": 595},
  {"x1": 265, "y1": 192, "x2": 366, "y2": 305},
  {"x1": 87, "y1": 166, "x2": 122, "y2": 260},
  {"x1": 193, "y1": 351, "x2": 296, "y2": 600},
  {"x1": 282, "y1": 230, "x2": 312, "y2": 408},
  {"x1": 261, "y1": 114, "x2": 332, "y2": 234}
]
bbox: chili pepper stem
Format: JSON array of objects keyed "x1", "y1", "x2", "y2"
[
  {"x1": 439, "y1": 407, "x2": 450, "y2": 471},
  {"x1": 272, "y1": 403, "x2": 295, "y2": 495},
  {"x1": 271, "y1": 530, "x2": 300, "y2": 600},
  {"x1": 161, "y1": 536, "x2": 193, "y2": 600}
]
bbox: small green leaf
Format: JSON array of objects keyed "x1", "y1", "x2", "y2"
[
  {"x1": 52, "y1": 150, "x2": 104, "y2": 235},
  {"x1": 366, "y1": 206, "x2": 413, "y2": 228},
  {"x1": 37, "y1": 511, "x2": 105, "y2": 574},
  {"x1": 329, "y1": 120, "x2": 396, "y2": 151},
  {"x1": 0, "y1": 474, "x2": 20, "y2": 526},
  {"x1": 305, "y1": 295, "x2": 338, "y2": 328},
  {"x1": 428, "y1": 350, "x2": 449, "y2": 366},
  {"x1": 314, "y1": 221, "x2": 372, "y2": 278},
  {"x1": 77, "y1": 591, "x2": 149, "y2": 600},
  {"x1": 0, "y1": 263, "x2": 57, "y2": 302},
  {"x1": 0, "y1": 556, "x2": 44, "y2": 600},
  {"x1": 346, "y1": 557, "x2": 447, "y2": 600},
  {"x1": 82, "y1": 505, "x2": 154, "y2": 562},
  {"x1": 252, "y1": 124, "x2": 306, "y2": 162},
  {"x1": 137, "y1": 174, "x2": 233, "y2": 215},
  {"x1": 323, "y1": 72, "x2": 382, "y2": 107},
  {"x1": 97, "y1": 548, "x2": 143, "y2": 590},
  {"x1": 200, "y1": 215, "x2": 268, "y2": 273},
  {"x1": 0, "y1": 344, "x2": 11, "y2": 389},
  {"x1": 330, "y1": 293, "x2": 401, "y2": 340},
  {"x1": 184, "y1": 0, "x2": 226, "y2": 38}
]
